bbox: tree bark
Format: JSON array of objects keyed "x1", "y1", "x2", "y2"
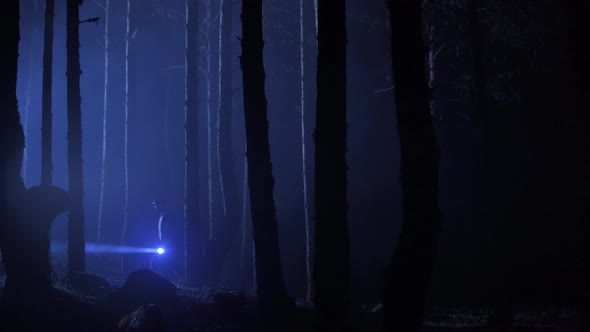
[
  {"x1": 313, "y1": 0, "x2": 350, "y2": 331},
  {"x1": 383, "y1": 1, "x2": 441, "y2": 331},
  {"x1": 0, "y1": 0, "x2": 24, "y2": 288},
  {"x1": 97, "y1": 0, "x2": 110, "y2": 245},
  {"x1": 67, "y1": 0, "x2": 86, "y2": 273},
  {"x1": 41, "y1": 0, "x2": 55, "y2": 186},
  {"x1": 185, "y1": 0, "x2": 201, "y2": 286},
  {"x1": 299, "y1": 0, "x2": 312, "y2": 304},
  {"x1": 240, "y1": 0, "x2": 293, "y2": 325},
  {"x1": 122, "y1": 0, "x2": 136, "y2": 270},
  {"x1": 208, "y1": 0, "x2": 240, "y2": 285}
]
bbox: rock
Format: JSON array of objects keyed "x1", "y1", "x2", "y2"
[
  {"x1": 68, "y1": 271, "x2": 113, "y2": 297},
  {"x1": 118, "y1": 304, "x2": 165, "y2": 332},
  {"x1": 120, "y1": 269, "x2": 177, "y2": 304},
  {"x1": 104, "y1": 269, "x2": 180, "y2": 320}
]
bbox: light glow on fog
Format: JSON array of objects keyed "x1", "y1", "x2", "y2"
[{"x1": 50, "y1": 241, "x2": 162, "y2": 254}]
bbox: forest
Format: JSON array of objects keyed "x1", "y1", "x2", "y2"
[{"x1": 0, "y1": 0, "x2": 589, "y2": 331}]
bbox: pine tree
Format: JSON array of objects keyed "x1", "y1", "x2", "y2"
[
  {"x1": 67, "y1": 0, "x2": 86, "y2": 273},
  {"x1": 41, "y1": 0, "x2": 55, "y2": 186}
]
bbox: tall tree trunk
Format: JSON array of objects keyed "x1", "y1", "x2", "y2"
[
  {"x1": 0, "y1": 0, "x2": 24, "y2": 284},
  {"x1": 211, "y1": 0, "x2": 239, "y2": 284},
  {"x1": 240, "y1": 0, "x2": 292, "y2": 325},
  {"x1": 122, "y1": 0, "x2": 136, "y2": 270},
  {"x1": 299, "y1": 0, "x2": 312, "y2": 304},
  {"x1": 67, "y1": 0, "x2": 86, "y2": 273},
  {"x1": 204, "y1": 0, "x2": 212, "y2": 241},
  {"x1": 383, "y1": 1, "x2": 441, "y2": 331},
  {"x1": 41, "y1": 0, "x2": 55, "y2": 186},
  {"x1": 240, "y1": 156, "x2": 248, "y2": 270},
  {"x1": 97, "y1": 0, "x2": 110, "y2": 245},
  {"x1": 185, "y1": 0, "x2": 201, "y2": 286},
  {"x1": 313, "y1": 0, "x2": 349, "y2": 331}
]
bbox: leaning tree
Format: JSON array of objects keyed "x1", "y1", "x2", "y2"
[{"x1": 240, "y1": 0, "x2": 293, "y2": 328}]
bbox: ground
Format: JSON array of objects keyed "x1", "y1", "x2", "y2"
[{"x1": 0, "y1": 253, "x2": 585, "y2": 331}]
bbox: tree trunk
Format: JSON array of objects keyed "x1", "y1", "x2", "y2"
[
  {"x1": 383, "y1": 1, "x2": 441, "y2": 331},
  {"x1": 299, "y1": 0, "x2": 312, "y2": 304},
  {"x1": 67, "y1": 0, "x2": 86, "y2": 274},
  {"x1": 122, "y1": 0, "x2": 136, "y2": 270},
  {"x1": 211, "y1": 0, "x2": 240, "y2": 284},
  {"x1": 97, "y1": 0, "x2": 110, "y2": 245},
  {"x1": 205, "y1": 0, "x2": 212, "y2": 241},
  {"x1": 240, "y1": 157, "x2": 248, "y2": 270},
  {"x1": 240, "y1": 0, "x2": 293, "y2": 325},
  {"x1": 0, "y1": 0, "x2": 24, "y2": 287},
  {"x1": 313, "y1": 0, "x2": 349, "y2": 331},
  {"x1": 41, "y1": 0, "x2": 55, "y2": 186},
  {"x1": 185, "y1": 0, "x2": 201, "y2": 286}
]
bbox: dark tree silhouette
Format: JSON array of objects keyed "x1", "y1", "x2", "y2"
[
  {"x1": 383, "y1": 1, "x2": 441, "y2": 331},
  {"x1": 67, "y1": 0, "x2": 86, "y2": 273},
  {"x1": 240, "y1": 0, "x2": 293, "y2": 325},
  {"x1": 0, "y1": 0, "x2": 69, "y2": 300},
  {"x1": 313, "y1": 0, "x2": 350, "y2": 330},
  {"x1": 210, "y1": 0, "x2": 240, "y2": 284},
  {"x1": 0, "y1": 0, "x2": 25, "y2": 294},
  {"x1": 185, "y1": 0, "x2": 201, "y2": 286},
  {"x1": 41, "y1": 0, "x2": 55, "y2": 186}
]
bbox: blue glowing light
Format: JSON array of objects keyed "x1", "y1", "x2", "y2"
[{"x1": 157, "y1": 248, "x2": 165, "y2": 254}]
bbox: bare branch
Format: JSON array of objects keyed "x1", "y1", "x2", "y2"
[
  {"x1": 91, "y1": 0, "x2": 106, "y2": 12},
  {"x1": 162, "y1": 65, "x2": 185, "y2": 72},
  {"x1": 374, "y1": 86, "x2": 394, "y2": 94}
]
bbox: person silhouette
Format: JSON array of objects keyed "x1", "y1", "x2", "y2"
[{"x1": 150, "y1": 199, "x2": 182, "y2": 281}]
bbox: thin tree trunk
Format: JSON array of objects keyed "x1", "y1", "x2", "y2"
[
  {"x1": 211, "y1": 0, "x2": 240, "y2": 285},
  {"x1": 299, "y1": 0, "x2": 312, "y2": 304},
  {"x1": 240, "y1": 155, "x2": 248, "y2": 270},
  {"x1": 383, "y1": 1, "x2": 441, "y2": 331},
  {"x1": 122, "y1": 0, "x2": 136, "y2": 271},
  {"x1": 97, "y1": 0, "x2": 110, "y2": 245},
  {"x1": 204, "y1": 0, "x2": 213, "y2": 240},
  {"x1": 240, "y1": 0, "x2": 292, "y2": 323},
  {"x1": 67, "y1": 0, "x2": 85, "y2": 274},
  {"x1": 41, "y1": 0, "x2": 55, "y2": 186},
  {"x1": 313, "y1": 0, "x2": 349, "y2": 330},
  {"x1": 185, "y1": 0, "x2": 201, "y2": 286}
]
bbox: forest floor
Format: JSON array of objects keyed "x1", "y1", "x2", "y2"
[{"x1": 0, "y1": 254, "x2": 586, "y2": 331}]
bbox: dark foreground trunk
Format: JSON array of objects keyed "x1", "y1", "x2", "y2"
[
  {"x1": 0, "y1": 1, "x2": 70, "y2": 301},
  {"x1": 42, "y1": 0, "x2": 55, "y2": 186},
  {"x1": 312, "y1": 0, "x2": 350, "y2": 331},
  {"x1": 67, "y1": 0, "x2": 85, "y2": 273},
  {"x1": 0, "y1": 0, "x2": 25, "y2": 291},
  {"x1": 240, "y1": 0, "x2": 293, "y2": 328},
  {"x1": 383, "y1": 1, "x2": 441, "y2": 331}
]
